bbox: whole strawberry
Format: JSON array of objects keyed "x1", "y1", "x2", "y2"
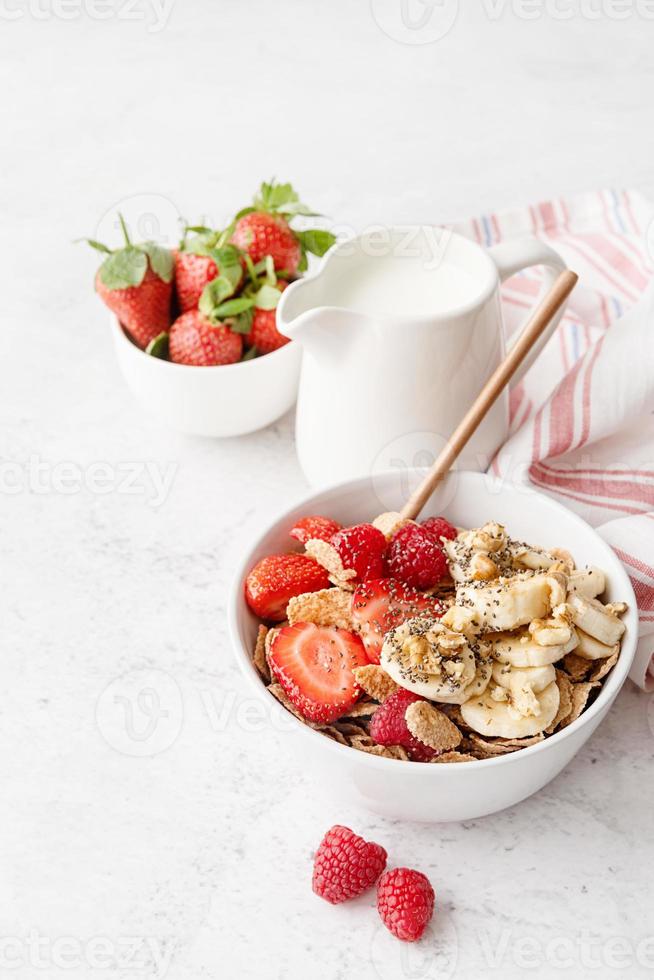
[
  {"x1": 313, "y1": 826, "x2": 387, "y2": 904},
  {"x1": 175, "y1": 230, "x2": 244, "y2": 312},
  {"x1": 87, "y1": 214, "x2": 173, "y2": 349},
  {"x1": 169, "y1": 310, "x2": 242, "y2": 366},
  {"x1": 245, "y1": 553, "x2": 330, "y2": 621},
  {"x1": 231, "y1": 180, "x2": 336, "y2": 275},
  {"x1": 249, "y1": 280, "x2": 290, "y2": 354},
  {"x1": 377, "y1": 868, "x2": 435, "y2": 942}
]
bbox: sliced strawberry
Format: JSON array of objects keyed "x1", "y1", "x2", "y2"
[
  {"x1": 244, "y1": 553, "x2": 330, "y2": 622},
  {"x1": 290, "y1": 515, "x2": 342, "y2": 546},
  {"x1": 269, "y1": 623, "x2": 368, "y2": 723},
  {"x1": 351, "y1": 578, "x2": 445, "y2": 665}
]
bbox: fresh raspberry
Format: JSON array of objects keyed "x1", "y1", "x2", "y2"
[
  {"x1": 330, "y1": 524, "x2": 387, "y2": 582},
  {"x1": 421, "y1": 516, "x2": 457, "y2": 543},
  {"x1": 289, "y1": 515, "x2": 342, "y2": 546},
  {"x1": 386, "y1": 523, "x2": 448, "y2": 590},
  {"x1": 312, "y1": 825, "x2": 387, "y2": 904},
  {"x1": 377, "y1": 868, "x2": 435, "y2": 942},
  {"x1": 369, "y1": 688, "x2": 437, "y2": 762},
  {"x1": 244, "y1": 553, "x2": 330, "y2": 622}
]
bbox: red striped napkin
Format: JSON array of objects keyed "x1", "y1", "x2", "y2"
[{"x1": 455, "y1": 189, "x2": 654, "y2": 690}]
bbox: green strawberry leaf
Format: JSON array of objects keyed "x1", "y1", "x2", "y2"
[
  {"x1": 277, "y1": 202, "x2": 320, "y2": 217},
  {"x1": 297, "y1": 250, "x2": 308, "y2": 274},
  {"x1": 139, "y1": 242, "x2": 174, "y2": 283},
  {"x1": 145, "y1": 331, "x2": 170, "y2": 359},
  {"x1": 231, "y1": 308, "x2": 254, "y2": 334},
  {"x1": 254, "y1": 283, "x2": 281, "y2": 311},
  {"x1": 212, "y1": 245, "x2": 243, "y2": 289},
  {"x1": 99, "y1": 247, "x2": 148, "y2": 290},
  {"x1": 81, "y1": 238, "x2": 111, "y2": 254},
  {"x1": 213, "y1": 297, "x2": 255, "y2": 318},
  {"x1": 297, "y1": 229, "x2": 336, "y2": 257},
  {"x1": 243, "y1": 253, "x2": 258, "y2": 287},
  {"x1": 241, "y1": 345, "x2": 258, "y2": 361},
  {"x1": 199, "y1": 275, "x2": 237, "y2": 316}
]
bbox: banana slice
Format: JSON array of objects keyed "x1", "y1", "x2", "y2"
[
  {"x1": 443, "y1": 571, "x2": 568, "y2": 635},
  {"x1": 567, "y1": 567, "x2": 606, "y2": 600},
  {"x1": 511, "y1": 545, "x2": 557, "y2": 572},
  {"x1": 461, "y1": 662, "x2": 560, "y2": 738},
  {"x1": 380, "y1": 618, "x2": 482, "y2": 704},
  {"x1": 486, "y1": 625, "x2": 578, "y2": 667},
  {"x1": 575, "y1": 629, "x2": 619, "y2": 661},
  {"x1": 567, "y1": 593, "x2": 626, "y2": 647}
]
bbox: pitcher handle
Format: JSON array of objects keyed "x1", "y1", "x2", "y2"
[{"x1": 488, "y1": 237, "x2": 569, "y2": 386}]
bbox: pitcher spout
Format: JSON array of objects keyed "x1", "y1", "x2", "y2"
[{"x1": 277, "y1": 277, "x2": 369, "y2": 362}]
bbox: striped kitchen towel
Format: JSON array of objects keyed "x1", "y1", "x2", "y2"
[{"x1": 455, "y1": 189, "x2": 654, "y2": 690}]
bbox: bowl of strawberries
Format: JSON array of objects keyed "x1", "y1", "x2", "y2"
[{"x1": 87, "y1": 182, "x2": 335, "y2": 437}]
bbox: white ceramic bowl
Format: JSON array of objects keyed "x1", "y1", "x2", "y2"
[
  {"x1": 228, "y1": 471, "x2": 637, "y2": 822},
  {"x1": 111, "y1": 315, "x2": 302, "y2": 437}
]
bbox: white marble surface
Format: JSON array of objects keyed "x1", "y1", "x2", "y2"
[{"x1": 2, "y1": 2, "x2": 654, "y2": 978}]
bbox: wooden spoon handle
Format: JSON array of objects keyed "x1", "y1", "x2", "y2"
[{"x1": 399, "y1": 269, "x2": 578, "y2": 522}]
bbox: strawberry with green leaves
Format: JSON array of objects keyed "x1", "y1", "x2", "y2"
[
  {"x1": 86, "y1": 215, "x2": 174, "y2": 350},
  {"x1": 198, "y1": 253, "x2": 290, "y2": 357},
  {"x1": 231, "y1": 180, "x2": 336, "y2": 276},
  {"x1": 175, "y1": 228, "x2": 244, "y2": 313}
]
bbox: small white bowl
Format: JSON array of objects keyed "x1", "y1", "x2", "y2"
[
  {"x1": 111, "y1": 315, "x2": 302, "y2": 437},
  {"x1": 228, "y1": 470, "x2": 637, "y2": 822}
]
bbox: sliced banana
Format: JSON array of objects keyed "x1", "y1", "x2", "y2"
[
  {"x1": 567, "y1": 593, "x2": 626, "y2": 647},
  {"x1": 380, "y1": 618, "x2": 481, "y2": 704},
  {"x1": 511, "y1": 544, "x2": 557, "y2": 572},
  {"x1": 575, "y1": 629, "x2": 619, "y2": 661},
  {"x1": 486, "y1": 626, "x2": 578, "y2": 667},
  {"x1": 567, "y1": 567, "x2": 606, "y2": 600},
  {"x1": 443, "y1": 571, "x2": 568, "y2": 635},
  {"x1": 461, "y1": 661, "x2": 560, "y2": 738}
]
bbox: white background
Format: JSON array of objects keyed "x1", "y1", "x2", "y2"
[{"x1": 2, "y1": 2, "x2": 654, "y2": 978}]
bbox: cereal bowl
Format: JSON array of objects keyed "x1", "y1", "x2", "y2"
[
  {"x1": 228, "y1": 471, "x2": 637, "y2": 822},
  {"x1": 111, "y1": 315, "x2": 302, "y2": 437}
]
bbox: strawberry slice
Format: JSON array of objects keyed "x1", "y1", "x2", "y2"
[
  {"x1": 245, "y1": 554, "x2": 330, "y2": 622},
  {"x1": 351, "y1": 578, "x2": 445, "y2": 665},
  {"x1": 268, "y1": 623, "x2": 368, "y2": 723},
  {"x1": 289, "y1": 515, "x2": 342, "y2": 545}
]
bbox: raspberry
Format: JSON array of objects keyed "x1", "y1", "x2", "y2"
[
  {"x1": 289, "y1": 515, "x2": 342, "y2": 546},
  {"x1": 330, "y1": 523, "x2": 387, "y2": 582},
  {"x1": 369, "y1": 689, "x2": 437, "y2": 762},
  {"x1": 421, "y1": 516, "x2": 457, "y2": 543},
  {"x1": 312, "y1": 825, "x2": 387, "y2": 904},
  {"x1": 377, "y1": 868, "x2": 435, "y2": 942},
  {"x1": 386, "y1": 523, "x2": 448, "y2": 590}
]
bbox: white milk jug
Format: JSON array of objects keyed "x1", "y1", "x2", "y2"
[{"x1": 277, "y1": 227, "x2": 568, "y2": 487}]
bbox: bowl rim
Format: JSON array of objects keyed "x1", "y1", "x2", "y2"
[
  {"x1": 110, "y1": 313, "x2": 298, "y2": 374},
  {"x1": 228, "y1": 470, "x2": 638, "y2": 772}
]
